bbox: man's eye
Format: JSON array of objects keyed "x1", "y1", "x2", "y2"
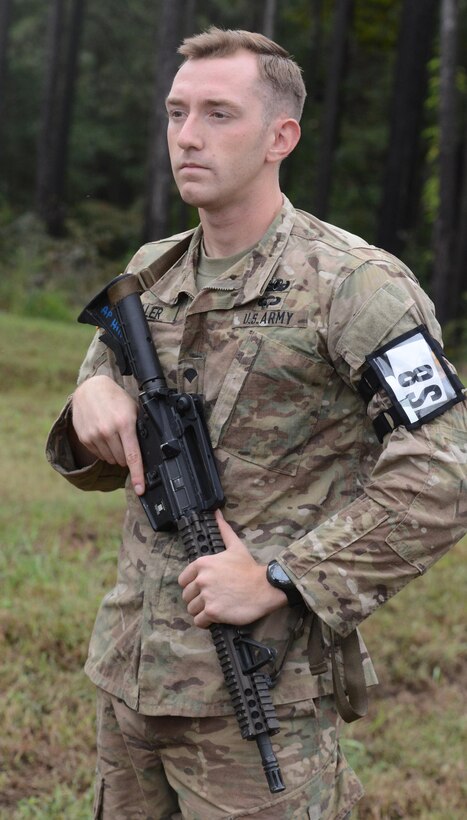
[
  {"x1": 211, "y1": 111, "x2": 228, "y2": 119},
  {"x1": 168, "y1": 110, "x2": 185, "y2": 120}
]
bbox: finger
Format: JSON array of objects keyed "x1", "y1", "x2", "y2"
[
  {"x1": 120, "y1": 429, "x2": 145, "y2": 495},
  {"x1": 193, "y1": 610, "x2": 212, "y2": 629},
  {"x1": 186, "y1": 594, "x2": 204, "y2": 618},
  {"x1": 178, "y1": 562, "x2": 198, "y2": 589},
  {"x1": 181, "y1": 578, "x2": 198, "y2": 604},
  {"x1": 97, "y1": 432, "x2": 128, "y2": 467},
  {"x1": 81, "y1": 437, "x2": 118, "y2": 466}
]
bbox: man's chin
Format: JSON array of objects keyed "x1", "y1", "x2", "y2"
[
  {"x1": 179, "y1": 192, "x2": 203, "y2": 207},
  {"x1": 179, "y1": 190, "x2": 216, "y2": 210}
]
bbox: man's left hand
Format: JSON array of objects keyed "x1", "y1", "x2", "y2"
[{"x1": 178, "y1": 510, "x2": 288, "y2": 628}]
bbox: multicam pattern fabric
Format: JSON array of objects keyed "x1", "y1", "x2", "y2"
[
  {"x1": 46, "y1": 196, "x2": 467, "y2": 719},
  {"x1": 93, "y1": 689, "x2": 362, "y2": 819}
]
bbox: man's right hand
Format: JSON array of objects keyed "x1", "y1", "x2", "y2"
[{"x1": 71, "y1": 374, "x2": 145, "y2": 495}]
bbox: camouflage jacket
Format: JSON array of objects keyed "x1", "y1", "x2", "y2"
[{"x1": 46, "y1": 197, "x2": 467, "y2": 717}]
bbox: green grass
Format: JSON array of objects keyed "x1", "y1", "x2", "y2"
[
  {"x1": 0, "y1": 310, "x2": 465, "y2": 818},
  {"x1": 0, "y1": 311, "x2": 123, "y2": 818},
  {"x1": 343, "y1": 540, "x2": 467, "y2": 818}
]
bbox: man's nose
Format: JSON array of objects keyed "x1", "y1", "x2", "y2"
[{"x1": 177, "y1": 114, "x2": 203, "y2": 150}]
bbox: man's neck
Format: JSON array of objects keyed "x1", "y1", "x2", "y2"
[{"x1": 199, "y1": 190, "x2": 284, "y2": 258}]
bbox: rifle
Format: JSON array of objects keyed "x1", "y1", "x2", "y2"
[{"x1": 78, "y1": 273, "x2": 285, "y2": 793}]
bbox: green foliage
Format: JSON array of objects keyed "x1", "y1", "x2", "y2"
[
  {"x1": 8, "y1": 786, "x2": 93, "y2": 820},
  {"x1": 70, "y1": 198, "x2": 143, "y2": 259},
  {"x1": 0, "y1": 0, "x2": 158, "y2": 209},
  {"x1": 422, "y1": 54, "x2": 467, "y2": 224},
  {"x1": 20, "y1": 291, "x2": 74, "y2": 322},
  {"x1": 442, "y1": 302, "x2": 467, "y2": 365},
  {"x1": 1, "y1": 1, "x2": 466, "y2": 315},
  {"x1": 353, "y1": 0, "x2": 402, "y2": 51},
  {"x1": 0, "y1": 0, "x2": 407, "y2": 246},
  {"x1": 0, "y1": 202, "x2": 142, "y2": 320},
  {"x1": 68, "y1": 1, "x2": 158, "y2": 206},
  {"x1": 0, "y1": 1, "x2": 46, "y2": 205}
]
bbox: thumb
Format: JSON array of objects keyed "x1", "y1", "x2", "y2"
[{"x1": 214, "y1": 509, "x2": 244, "y2": 552}]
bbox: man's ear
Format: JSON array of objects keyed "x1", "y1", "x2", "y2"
[{"x1": 266, "y1": 118, "x2": 301, "y2": 164}]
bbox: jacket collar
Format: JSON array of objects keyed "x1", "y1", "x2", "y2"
[{"x1": 151, "y1": 197, "x2": 297, "y2": 309}]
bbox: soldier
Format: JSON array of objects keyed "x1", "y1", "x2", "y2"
[{"x1": 47, "y1": 27, "x2": 467, "y2": 820}]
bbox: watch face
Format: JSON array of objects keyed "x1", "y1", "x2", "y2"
[
  {"x1": 268, "y1": 561, "x2": 292, "y2": 587},
  {"x1": 267, "y1": 560, "x2": 303, "y2": 607}
]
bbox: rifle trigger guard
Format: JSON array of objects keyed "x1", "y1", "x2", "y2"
[{"x1": 234, "y1": 634, "x2": 277, "y2": 675}]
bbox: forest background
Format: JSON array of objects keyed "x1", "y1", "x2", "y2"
[
  {"x1": 1, "y1": 0, "x2": 467, "y2": 338},
  {"x1": 0, "y1": 0, "x2": 466, "y2": 818}
]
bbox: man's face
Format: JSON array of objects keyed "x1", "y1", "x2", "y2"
[{"x1": 166, "y1": 50, "x2": 275, "y2": 212}]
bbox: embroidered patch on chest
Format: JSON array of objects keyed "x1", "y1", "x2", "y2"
[
  {"x1": 143, "y1": 304, "x2": 181, "y2": 323},
  {"x1": 233, "y1": 309, "x2": 308, "y2": 328}
]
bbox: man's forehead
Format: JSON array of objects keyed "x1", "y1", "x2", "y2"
[{"x1": 170, "y1": 51, "x2": 260, "y2": 95}]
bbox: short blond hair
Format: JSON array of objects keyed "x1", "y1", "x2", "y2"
[{"x1": 178, "y1": 27, "x2": 307, "y2": 121}]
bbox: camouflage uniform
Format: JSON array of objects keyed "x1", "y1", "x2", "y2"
[
  {"x1": 46, "y1": 197, "x2": 467, "y2": 818},
  {"x1": 93, "y1": 689, "x2": 360, "y2": 819}
]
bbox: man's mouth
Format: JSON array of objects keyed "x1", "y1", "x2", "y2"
[{"x1": 179, "y1": 162, "x2": 208, "y2": 171}]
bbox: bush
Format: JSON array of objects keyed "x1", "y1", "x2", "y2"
[
  {"x1": 20, "y1": 290, "x2": 74, "y2": 322},
  {"x1": 0, "y1": 204, "x2": 141, "y2": 320}
]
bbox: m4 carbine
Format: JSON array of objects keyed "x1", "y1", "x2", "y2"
[{"x1": 78, "y1": 273, "x2": 285, "y2": 794}]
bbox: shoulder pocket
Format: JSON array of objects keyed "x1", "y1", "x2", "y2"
[{"x1": 335, "y1": 282, "x2": 414, "y2": 370}]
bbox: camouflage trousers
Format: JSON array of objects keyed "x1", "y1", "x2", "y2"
[{"x1": 93, "y1": 687, "x2": 363, "y2": 819}]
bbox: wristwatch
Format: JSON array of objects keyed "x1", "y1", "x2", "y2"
[{"x1": 266, "y1": 560, "x2": 303, "y2": 607}]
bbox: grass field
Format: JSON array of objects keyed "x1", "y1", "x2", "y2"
[{"x1": 0, "y1": 311, "x2": 465, "y2": 818}]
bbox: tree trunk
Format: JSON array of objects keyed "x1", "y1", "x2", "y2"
[
  {"x1": 176, "y1": 0, "x2": 197, "y2": 231},
  {"x1": 262, "y1": 0, "x2": 277, "y2": 40},
  {"x1": 432, "y1": 0, "x2": 460, "y2": 325},
  {"x1": 0, "y1": 0, "x2": 12, "y2": 143},
  {"x1": 312, "y1": 0, "x2": 354, "y2": 220},
  {"x1": 184, "y1": 0, "x2": 197, "y2": 37},
  {"x1": 307, "y1": 0, "x2": 324, "y2": 106},
  {"x1": 36, "y1": 0, "x2": 65, "y2": 231},
  {"x1": 55, "y1": 0, "x2": 86, "y2": 214},
  {"x1": 452, "y1": 125, "x2": 467, "y2": 327},
  {"x1": 35, "y1": 0, "x2": 86, "y2": 236},
  {"x1": 377, "y1": 0, "x2": 438, "y2": 256},
  {"x1": 143, "y1": 0, "x2": 187, "y2": 242}
]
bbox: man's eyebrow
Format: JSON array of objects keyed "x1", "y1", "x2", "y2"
[
  {"x1": 166, "y1": 96, "x2": 184, "y2": 107},
  {"x1": 203, "y1": 98, "x2": 242, "y2": 110},
  {"x1": 165, "y1": 95, "x2": 242, "y2": 111}
]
